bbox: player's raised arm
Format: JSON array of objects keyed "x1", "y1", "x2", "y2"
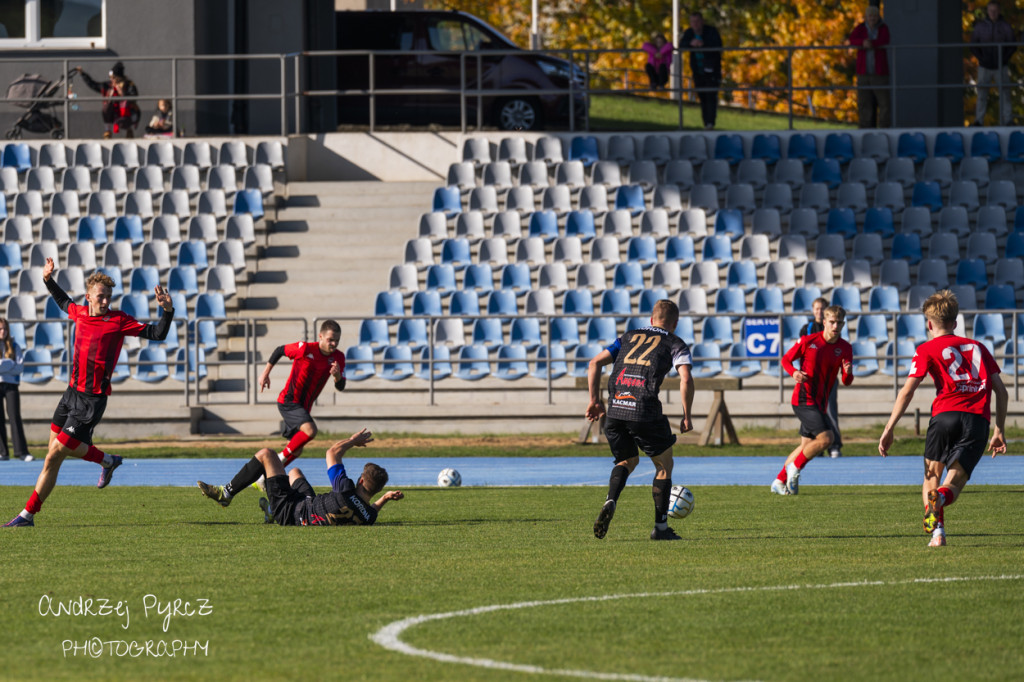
[{"x1": 325, "y1": 428, "x2": 374, "y2": 466}]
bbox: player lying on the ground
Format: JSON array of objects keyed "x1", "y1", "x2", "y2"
[
  {"x1": 771, "y1": 305, "x2": 853, "y2": 496},
  {"x1": 244, "y1": 427, "x2": 403, "y2": 527},
  {"x1": 196, "y1": 320, "x2": 346, "y2": 507},
  {"x1": 5, "y1": 259, "x2": 173, "y2": 528},
  {"x1": 878, "y1": 289, "x2": 1007, "y2": 547}
]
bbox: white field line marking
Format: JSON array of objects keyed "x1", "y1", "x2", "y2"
[{"x1": 370, "y1": 574, "x2": 1024, "y2": 682}]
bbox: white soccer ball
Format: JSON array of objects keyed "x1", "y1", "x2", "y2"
[
  {"x1": 437, "y1": 468, "x2": 462, "y2": 488},
  {"x1": 667, "y1": 485, "x2": 694, "y2": 519}
]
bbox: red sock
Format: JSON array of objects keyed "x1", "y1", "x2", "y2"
[
  {"x1": 82, "y1": 445, "x2": 105, "y2": 464},
  {"x1": 776, "y1": 468, "x2": 787, "y2": 482},
  {"x1": 793, "y1": 453, "x2": 809, "y2": 469},
  {"x1": 281, "y1": 431, "x2": 313, "y2": 465},
  {"x1": 937, "y1": 486, "x2": 956, "y2": 507},
  {"x1": 25, "y1": 490, "x2": 43, "y2": 514}
]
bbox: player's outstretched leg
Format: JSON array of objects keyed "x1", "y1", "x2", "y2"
[{"x1": 197, "y1": 481, "x2": 231, "y2": 507}]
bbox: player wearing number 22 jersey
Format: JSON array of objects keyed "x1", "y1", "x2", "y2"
[
  {"x1": 586, "y1": 300, "x2": 694, "y2": 541},
  {"x1": 879, "y1": 290, "x2": 1007, "y2": 547}
]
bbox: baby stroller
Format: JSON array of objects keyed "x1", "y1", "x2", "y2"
[{"x1": 5, "y1": 69, "x2": 77, "y2": 139}]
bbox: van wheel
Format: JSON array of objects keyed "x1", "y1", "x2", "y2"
[{"x1": 496, "y1": 97, "x2": 541, "y2": 131}]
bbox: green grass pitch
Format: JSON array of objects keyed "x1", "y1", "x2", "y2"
[{"x1": 2, "y1": 479, "x2": 1022, "y2": 681}]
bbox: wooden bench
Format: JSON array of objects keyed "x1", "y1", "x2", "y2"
[{"x1": 575, "y1": 376, "x2": 740, "y2": 446}]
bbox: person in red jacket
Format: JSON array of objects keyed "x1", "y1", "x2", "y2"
[
  {"x1": 879, "y1": 290, "x2": 1007, "y2": 547},
  {"x1": 771, "y1": 306, "x2": 853, "y2": 496},
  {"x1": 849, "y1": 5, "x2": 891, "y2": 128}
]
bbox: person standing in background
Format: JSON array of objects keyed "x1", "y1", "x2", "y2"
[
  {"x1": 849, "y1": 4, "x2": 891, "y2": 128},
  {"x1": 0, "y1": 318, "x2": 31, "y2": 462},
  {"x1": 970, "y1": 1, "x2": 1018, "y2": 126},
  {"x1": 681, "y1": 11, "x2": 723, "y2": 130}
]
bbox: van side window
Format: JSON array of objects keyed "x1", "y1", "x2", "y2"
[{"x1": 427, "y1": 19, "x2": 488, "y2": 51}]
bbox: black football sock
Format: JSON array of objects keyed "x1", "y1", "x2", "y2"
[
  {"x1": 606, "y1": 465, "x2": 630, "y2": 503},
  {"x1": 225, "y1": 457, "x2": 264, "y2": 497},
  {"x1": 653, "y1": 478, "x2": 672, "y2": 529}
]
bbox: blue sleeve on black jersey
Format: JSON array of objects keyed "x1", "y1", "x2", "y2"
[
  {"x1": 605, "y1": 338, "x2": 622, "y2": 359},
  {"x1": 327, "y1": 463, "x2": 347, "y2": 488}
]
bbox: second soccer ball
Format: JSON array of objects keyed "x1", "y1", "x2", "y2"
[
  {"x1": 437, "y1": 468, "x2": 462, "y2": 487},
  {"x1": 667, "y1": 485, "x2": 694, "y2": 519}
]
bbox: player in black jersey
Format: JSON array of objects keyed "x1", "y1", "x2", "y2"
[
  {"x1": 586, "y1": 300, "x2": 694, "y2": 541},
  {"x1": 252, "y1": 428, "x2": 404, "y2": 526}
]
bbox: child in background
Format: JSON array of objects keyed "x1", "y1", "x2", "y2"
[{"x1": 145, "y1": 99, "x2": 174, "y2": 136}]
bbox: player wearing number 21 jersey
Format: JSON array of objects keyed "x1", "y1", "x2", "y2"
[
  {"x1": 879, "y1": 290, "x2": 1007, "y2": 547},
  {"x1": 586, "y1": 300, "x2": 694, "y2": 541}
]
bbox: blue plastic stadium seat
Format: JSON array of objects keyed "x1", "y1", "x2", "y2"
[
  {"x1": 417, "y1": 345, "x2": 452, "y2": 381},
  {"x1": 345, "y1": 345, "x2": 376, "y2": 381},
  {"x1": 787, "y1": 133, "x2": 818, "y2": 164},
  {"x1": 911, "y1": 181, "x2": 943, "y2": 213},
  {"x1": 424, "y1": 264, "x2": 457, "y2": 298},
  {"x1": 562, "y1": 289, "x2": 595, "y2": 316},
  {"x1": 868, "y1": 285, "x2": 900, "y2": 312},
  {"x1": 753, "y1": 286, "x2": 785, "y2": 313},
  {"x1": 532, "y1": 344, "x2": 567, "y2": 380},
  {"x1": 825, "y1": 208, "x2": 857, "y2": 239},
  {"x1": 863, "y1": 206, "x2": 894, "y2": 239},
  {"x1": 411, "y1": 290, "x2": 442, "y2": 317},
  {"x1": 568, "y1": 135, "x2": 600, "y2": 167},
  {"x1": 565, "y1": 210, "x2": 596, "y2": 242},
  {"x1": 626, "y1": 235, "x2": 658, "y2": 268},
  {"x1": 830, "y1": 285, "x2": 862, "y2": 312},
  {"x1": 375, "y1": 290, "x2": 405, "y2": 323},
  {"x1": 471, "y1": 318, "x2": 505, "y2": 351},
  {"x1": 76, "y1": 215, "x2": 108, "y2": 244},
  {"x1": 855, "y1": 314, "x2": 889, "y2": 346},
  {"x1": 2, "y1": 143, "x2": 32, "y2": 172},
  {"x1": 1007, "y1": 230, "x2": 1024, "y2": 259},
  {"x1": 791, "y1": 286, "x2": 822, "y2": 313},
  {"x1": 22, "y1": 348, "x2": 53, "y2": 384},
  {"x1": 585, "y1": 317, "x2": 619, "y2": 346},
  {"x1": 396, "y1": 316, "x2": 429, "y2": 352},
  {"x1": 1007, "y1": 131, "x2": 1024, "y2": 163},
  {"x1": 614, "y1": 184, "x2": 646, "y2": 216},
  {"x1": 970, "y1": 131, "x2": 1001, "y2": 162},
  {"x1": 432, "y1": 186, "x2": 462, "y2": 217},
  {"x1": 881, "y1": 339, "x2": 917, "y2": 376},
  {"x1": 233, "y1": 188, "x2": 265, "y2": 219},
  {"x1": 811, "y1": 158, "x2": 842, "y2": 189},
  {"x1": 134, "y1": 347, "x2": 169, "y2": 383},
  {"x1": 984, "y1": 284, "x2": 1016, "y2": 310},
  {"x1": 494, "y1": 344, "x2": 529, "y2": 380},
  {"x1": 440, "y1": 237, "x2": 472, "y2": 270},
  {"x1": 569, "y1": 342, "x2": 603, "y2": 378},
  {"x1": 690, "y1": 342, "x2": 723, "y2": 378},
  {"x1": 358, "y1": 318, "x2": 391, "y2": 351},
  {"x1": 462, "y1": 263, "x2": 494, "y2": 295},
  {"x1": 455, "y1": 343, "x2": 491, "y2": 380},
  {"x1": 973, "y1": 313, "x2": 1007, "y2": 346},
  {"x1": 611, "y1": 261, "x2": 645, "y2": 294},
  {"x1": 549, "y1": 317, "x2": 581, "y2": 350},
  {"x1": 751, "y1": 134, "x2": 781, "y2": 165},
  {"x1": 510, "y1": 318, "x2": 542, "y2": 351},
  {"x1": 726, "y1": 261, "x2": 758, "y2": 293},
  {"x1": 782, "y1": 315, "x2": 808, "y2": 344},
  {"x1": 113, "y1": 215, "x2": 144, "y2": 246},
  {"x1": 715, "y1": 287, "x2": 747, "y2": 316},
  {"x1": 713, "y1": 209, "x2": 744, "y2": 242},
  {"x1": 600, "y1": 288, "x2": 633, "y2": 319},
  {"x1": 714, "y1": 134, "x2": 745, "y2": 165},
  {"x1": 701, "y1": 316, "x2": 735, "y2": 347},
  {"x1": 824, "y1": 133, "x2": 854, "y2": 164},
  {"x1": 527, "y1": 209, "x2": 559, "y2": 242},
  {"x1": 663, "y1": 235, "x2": 696, "y2": 266},
  {"x1": 851, "y1": 340, "x2": 879, "y2": 377},
  {"x1": 171, "y1": 347, "x2": 207, "y2": 383},
  {"x1": 725, "y1": 342, "x2": 761, "y2": 379},
  {"x1": 934, "y1": 131, "x2": 965, "y2": 163},
  {"x1": 702, "y1": 233, "x2": 734, "y2": 267},
  {"x1": 890, "y1": 233, "x2": 922, "y2": 265},
  {"x1": 896, "y1": 314, "x2": 927, "y2": 344},
  {"x1": 896, "y1": 132, "x2": 928, "y2": 164},
  {"x1": 955, "y1": 258, "x2": 988, "y2": 288},
  {"x1": 380, "y1": 345, "x2": 415, "y2": 381}
]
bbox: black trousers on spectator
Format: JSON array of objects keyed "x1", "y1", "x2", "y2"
[
  {"x1": 694, "y1": 73, "x2": 720, "y2": 127},
  {"x1": 0, "y1": 382, "x2": 29, "y2": 458}
]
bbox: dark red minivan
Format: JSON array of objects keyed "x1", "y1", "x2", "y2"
[{"x1": 336, "y1": 10, "x2": 587, "y2": 130}]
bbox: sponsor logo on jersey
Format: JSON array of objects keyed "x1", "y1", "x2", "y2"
[
  {"x1": 616, "y1": 368, "x2": 647, "y2": 388},
  {"x1": 306, "y1": 353, "x2": 314, "y2": 360},
  {"x1": 834, "y1": 348, "x2": 842, "y2": 357},
  {"x1": 614, "y1": 392, "x2": 636, "y2": 401},
  {"x1": 809, "y1": 343, "x2": 818, "y2": 349}
]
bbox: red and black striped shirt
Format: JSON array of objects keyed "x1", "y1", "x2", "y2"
[
  {"x1": 277, "y1": 341, "x2": 346, "y2": 411},
  {"x1": 782, "y1": 332, "x2": 853, "y2": 410},
  {"x1": 48, "y1": 278, "x2": 172, "y2": 396}
]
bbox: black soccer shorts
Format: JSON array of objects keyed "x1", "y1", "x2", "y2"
[
  {"x1": 51, "y1": 387, "x2": 108, "y2": 446},
  {"x1": 793, "y1": 404, "x2": 831, "y2": 440},
  {"x1": 278, "y1": 402, "x2": 313, "y2": 440},
  {"x1": 924, "y1": 411, "x2": 990, "y2": 479},
  {"x1": 604, "y1": 416, "x2": 677, "y2": 461}
]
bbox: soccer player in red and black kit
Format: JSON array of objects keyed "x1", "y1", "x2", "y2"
[
  {"x1": 771, "y1": 305, "x2": 853, "y2": 496},
  {"x1": 586, "y1": 300, "x2": 694, "y2": 541},
  {"x1": 196, "y1": 320, "x2": 346, "y2": 506},
  {"x1": 5, "y1": 258, "x2": 173, "y2": 527},
  {"x1": 879, "y1": 290, "x2": 1007, "y2": 547},
  {"x1": 253, "y1": 427, "x2": 403, "y2": 527}
]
